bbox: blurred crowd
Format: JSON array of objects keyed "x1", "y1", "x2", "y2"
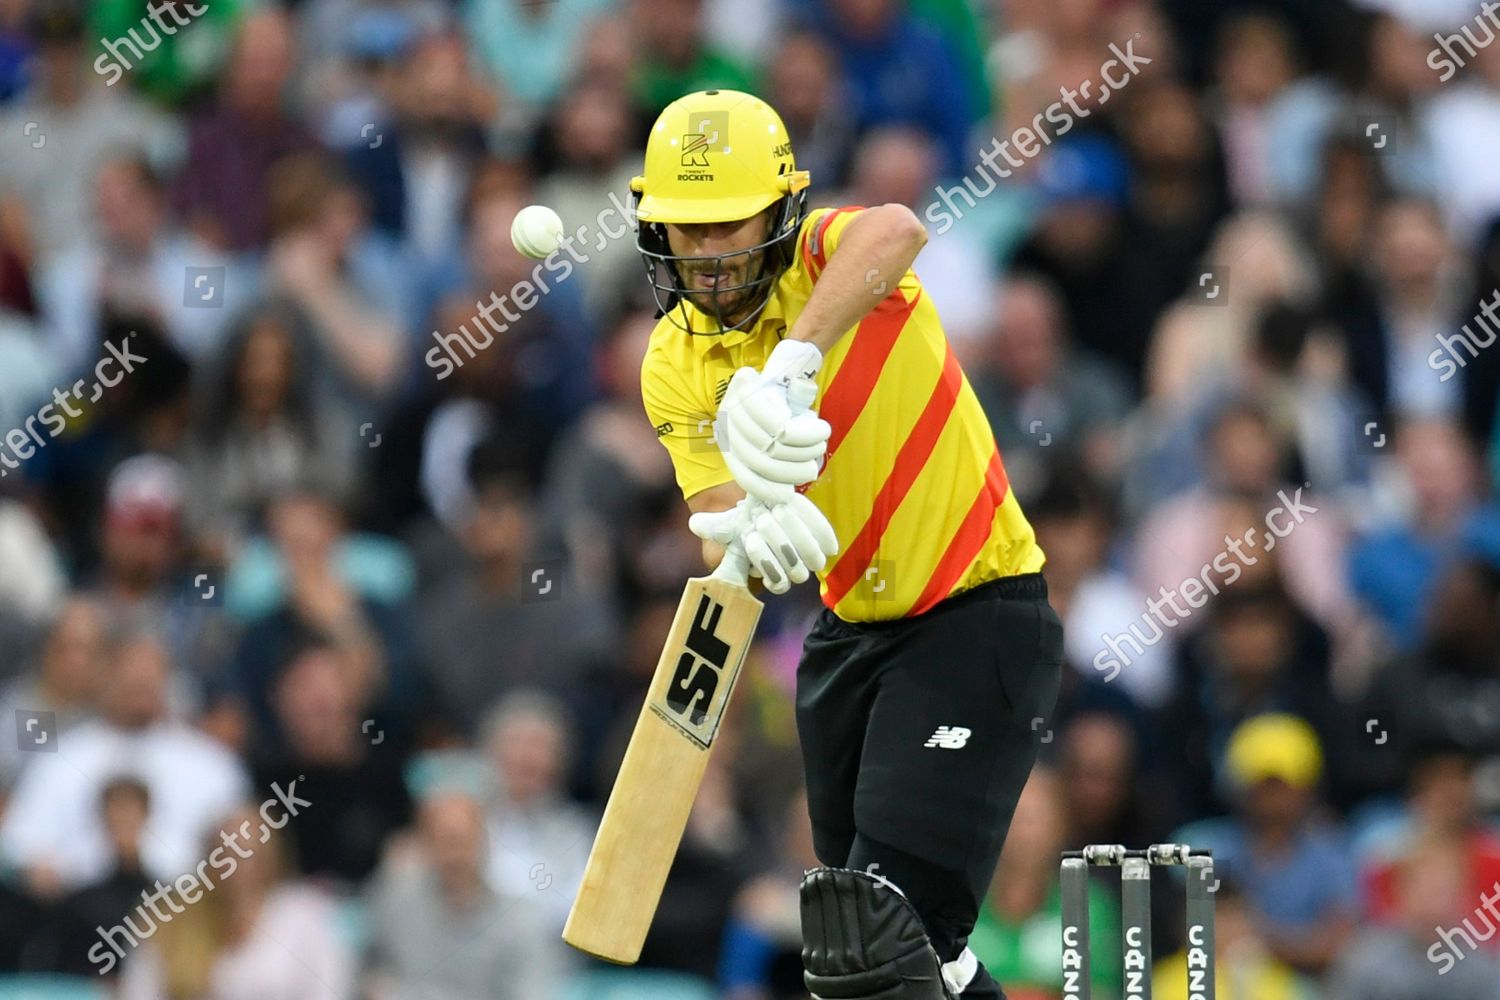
[{"x1": 0, "y1": 0, "x2": 1499, "y2": 997}]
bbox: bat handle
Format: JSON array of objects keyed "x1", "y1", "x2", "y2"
[{"x1": 711, "y1": 539, "x2": 752, "y2": 586}]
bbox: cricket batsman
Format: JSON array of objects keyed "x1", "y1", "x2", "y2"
[{"x1": 634, "y1": 90, "x2": 1063, "y2": 999}]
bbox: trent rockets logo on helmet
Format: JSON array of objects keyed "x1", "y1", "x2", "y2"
[{"x1": 680, "y1": 111, "x2": 729, "y2": 170}]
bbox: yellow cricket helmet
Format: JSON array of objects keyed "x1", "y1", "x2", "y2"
[{"x1": 631, "y1": 90, "x2": 812, "y2": 334}]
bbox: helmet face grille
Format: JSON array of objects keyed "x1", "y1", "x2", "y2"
[{"x1": 635, "y1": 189, "x2": 809, "y2": 335}]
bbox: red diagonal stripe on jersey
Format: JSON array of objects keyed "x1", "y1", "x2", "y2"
[
  {"x1": 907, "y1": 449, "x2": 1012, "y2": 616},
  {"x1": 822, "y1": 343, "x2": 963, "y2": 610},
  {"x1": 819, "y1": 289, "x2": 921, "y2": 458},
  {"x1": 802, "y1": 207, "x2": 863, "y2": 279}
]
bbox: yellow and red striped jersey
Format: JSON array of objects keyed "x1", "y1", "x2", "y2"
[{"x1": 641, "y1": 205, "x2": 1045, "y2": 622}]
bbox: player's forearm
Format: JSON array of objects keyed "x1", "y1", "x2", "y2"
[{"x1": 787, "y1": 204, "x2": 926, "y2": 354}]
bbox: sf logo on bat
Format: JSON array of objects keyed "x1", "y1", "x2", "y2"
[{"x1": 652, "y1": 594, "x2": 742, "y2": 748}]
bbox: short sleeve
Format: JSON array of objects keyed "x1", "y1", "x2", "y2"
[
  {"x1": 641, "y1": 340, "x2": 735, "y2": 500},
  {"x1": 798, "y1": 206, "x2": 867, "y2": 282}
]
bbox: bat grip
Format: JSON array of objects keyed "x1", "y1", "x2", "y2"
[{"x1": 711, "y1": 538, "x2": 752, "y2": 586}]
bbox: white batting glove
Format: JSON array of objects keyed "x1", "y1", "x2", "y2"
[
  {"x1": 715, "y1": 340, "x2": 831, "y2": 505},
  {"x1": 688, "y1": 493, "x2": 839, "y2": 595}
]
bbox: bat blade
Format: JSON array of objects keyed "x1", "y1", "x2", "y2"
[{"x1": 563, "y1": 572, "x2": 762, "y2": 964}]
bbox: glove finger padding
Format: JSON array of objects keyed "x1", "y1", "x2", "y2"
[
  {"x1": 735, "y1": 380, "x2": 794, "y2": 438},
  {"x1": 731, "y1": 444, "x2": 822, "y2": 492},
  {"x1": 786, "y1": 494, "x2": 840, "y2": 559},
  {"x1": 779, "y1": 412, "x2": 833, "y2": 449},
  {"x1": 687, "y1": 507, "x2": 744, "y2": 546},
  {"x1": 751, "y1": 505, "x2": 810, "y2": 584},
  {"x1": 764, "y1": 434, "x2": 827, "y2": 466},
  {"x1": 801, "y1": 868, "x2": 951, "y2": 1000},
  {"x1": 743, "y1": 529, "x2": 789, "y2": 594},
  {"x1": 720, "y1": 402, "x2": 779, "y2": 455},
  {"x1": 725, "y1": 454, "x2": 798, "y2": 506},
  {"x1": 771, "y1": 497, "x2": 837, "y2": 572}
]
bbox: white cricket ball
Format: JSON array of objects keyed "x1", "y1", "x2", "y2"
[{"x1": 511, "y1": 204, "x2": 565, "y2": 260}]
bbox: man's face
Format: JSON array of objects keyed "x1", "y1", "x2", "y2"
[{"x1": 664, "y1": 210, "x2": 774, "y2": 325}]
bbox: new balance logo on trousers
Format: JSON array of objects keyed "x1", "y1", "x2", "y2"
[{"x1": 924, "y1": 726, "x2": 971, "y2": 749}]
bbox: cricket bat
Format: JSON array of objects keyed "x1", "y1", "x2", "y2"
[{"x1": 563, "y1": 543, "x2": 763, "y2": 963}]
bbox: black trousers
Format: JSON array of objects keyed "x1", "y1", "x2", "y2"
[{"x1": 797, "y1": 573, "x2": 1063, "y2": 998}]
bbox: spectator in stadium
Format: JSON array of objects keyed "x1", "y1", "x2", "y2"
[
  {"x1": 480, "y1": 690, "x2": 594, "y2": 930},
  {"x1": 88, "y1": 0, "x2": 248, "y2": 107},
  {"x1": 1027, "y1": 469, "x2": 1174, "y2": 708},
  {"x1": 1140, "y1": 212, "x2": 1317, "y2": 414},
  {"x1": 120, "y1": 805, "x2": 355, "y2": 1000},
  {"x1": 1360, "y1": 559, "x2": 1500, "y2": 783},
  {"x1": 252, "y1": 637, "x2": 413, "y2": 885},
  {"x1": 0, "y1": 628, "x2": 248, "y2": 893},
  {"x1": 0, "y1": 0, "x2": 177, "y2": 261},
  {"x1": 535, "y1": 311, "x2": 676, "y2": 592},
  {"x1": 1139, "y1": 302, "x2": 1371, "y2": 525},
  {"x1": 970, "y1": 276, "x2": 1132, "y2": 493},
  {"x1": 1160, "y1": 578, "x2": 1350, "y2": 817},
  {"x1": 1057, "y1": 711, "x2": 1173, "y2": 852},
  {"x1": 40, "y1": 777, "x2": 152, "y2": 977},
  {"x1": 175, "y1": 8, "x2": 318, "y2": 252},
  {"x1": 1210, "y1": 11, "x2": 1300, "y2": 206},
  {"x1": 1175, "y1": 714, "x2": 1357, "y2": 976},
  {"x1": 1426, "y1": 41, "x2": 1500, "y2": 244},
  {"x1": 1341, "y1": 199, "x2": 1470, "y2": 424},
  {"x1": 764, "y1": 31, "x2": 855, "y2": 191},
  {"x1": 1348, "y1": 419, "x2": 1500, "y2": 649},
  {"x1": 1265, "y1": 11, "x2": 1441, "y2": 207},
  {"x1": 366, "y1": 790, "x2": 562, "y2": 1000},
  {"x1": 416, "y1": 459, "x2": 616, "y2": 738},
  {"x1": 628, "y1": 0, "x2": 755, "y2": 117},
  {"x1": 1131, "y1": 401, "x2": 1353, "y2": 642},
  {"x1": 342, "y1": 29, "x2": 492, "y2": 269},
  {"x1": 86, "y1": 455, "x2": 210, "y2": 674},
  {"x1": 969, "y1": 766, "x2": 1123, "y2": 998},
  {"x1": 1329, "y1": 837, "x2": 1500, "y2": 999},
  {"x1": 183, "y1": 303, "x2": 356, "y2": 554},
  {"x1": 433, "y1": 184, "x2": 597, "y2": 460},
  {"x1": 260, "y1": 151, "x2": 410, "y2": 407},
  {"x1": 1152, "y1": 877, "x2": 1320, "y2": 1000},
  {"x1": 804, "y1": 0, "x2": 973, "y2": 178},
  {"x1": 466, "y1": 0, "x2": 612, "y2": 121},
  {"x1": 0, "y1": 595, "x2": 104, "y2": 795},
  {"x1": 533, "y1": 79, "x2": 646, "y2": 327},
  {"x1": 1008, "y1": 137, "x2": 1141, "y2": 384},
  {"x1": 1359, "y1": 744, "x2": 1500, "y2": 934},
  {"x1": 38, "y1": 155, "x2": 239, "y2": 372},
  {"x1": 841, "y1": 127, "x2": 995, "y2": 347},
  {"x1": 228, "y1": 489, "x2": 418, "y2": 742},
  {"x1": 720, "y1": 790, "x2": 820, "y2": 1000}
]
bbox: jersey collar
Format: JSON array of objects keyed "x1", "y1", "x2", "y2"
[{"x1": 677, "y1": 281, "x2": 790, "y2": 357}]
